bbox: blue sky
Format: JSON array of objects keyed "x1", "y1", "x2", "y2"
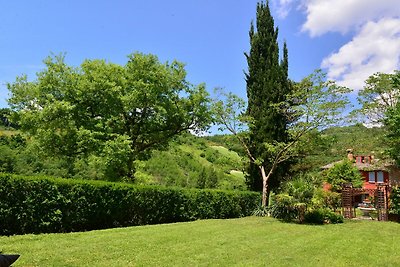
[{"x1": 1, "y1": 0, "x2": 399, "y2": 108}]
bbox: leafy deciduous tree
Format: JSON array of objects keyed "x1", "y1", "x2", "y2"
[
  {"x1": 355, "y1": 71, "x2": 400, "y2": 125},
  {"x1": 7, "y1": 53, "x2": 212, "y2": 180}
]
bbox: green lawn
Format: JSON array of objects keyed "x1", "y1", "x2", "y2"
[{"x1": 1, "y1": 217, "x2": 399, "y2": 266}]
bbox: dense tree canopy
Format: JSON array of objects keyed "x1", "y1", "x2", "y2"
[
  {"x1": 245, "y1": 1, "x2": 291, "y2": 193},
  {"x1": 7, "y1": 53, "x2": 212, "y2": 180}
]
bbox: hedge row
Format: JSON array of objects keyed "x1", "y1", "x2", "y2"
[{"x1": 0, "y1": 173, "x2": 260, "y2": 235}]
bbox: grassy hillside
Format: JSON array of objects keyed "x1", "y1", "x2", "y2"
[
  {"x1": 1, "y1": 217, "x2": 399, "y2": 266},
  {"x1": 134, "y1": 133, "x2": 246, "y2": 190},
  {"x1": 0, "y1": 126, "x2": 18, "y2": 137}
]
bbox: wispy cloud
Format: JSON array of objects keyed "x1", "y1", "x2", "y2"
[
  {"x1": 272, "y1": 0, "x2": 297, "y2": 19},
  {"x1": 322, "y1": 18, "x2": 400, "y2": 91},
  {"x1": 273, "y1": 0, "x2": 400, "y2": 91}
]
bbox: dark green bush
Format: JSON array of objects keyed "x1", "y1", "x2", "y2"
[
  {"x1": 304, "y1": 208, "x2": 344, "y2": 224},
  {"x1": 0, "y1": 173, "x2": 259, "y2": 235},
  {"x1": 304, "y1": 209, "x2": 325, "y2": 224}
]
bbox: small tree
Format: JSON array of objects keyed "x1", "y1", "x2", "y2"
[
  {"x1": 213, "y1": 70, "x2": 350, "y2": 207},
  {"x1": 325, "y1": 160, "x2": 363, "y2": 191}
]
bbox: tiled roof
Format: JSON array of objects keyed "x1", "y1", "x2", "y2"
[{"x1": 321, "y1": 157, "x2": 390, "y2": 171}]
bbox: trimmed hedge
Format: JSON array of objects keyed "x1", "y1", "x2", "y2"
[{"x1": 0, "y1": 173, "x2": 260, "y2": 235}]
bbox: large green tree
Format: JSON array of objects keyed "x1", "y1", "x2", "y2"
[
  {"x1": 245, "y1": 1, "x2": 291, "y2": 192},
  {"x1": 7, "y1": 53, "x2": 212, "y2": 181}
]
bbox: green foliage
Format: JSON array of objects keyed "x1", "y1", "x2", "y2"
[
  {"x1": 0, "y1": 108, "x2": 18, "y2": 128},
  {"x1": 245, "y1": 1, "x2": 291, "y2": 192},
  {"x1": 389, "y1": 186, "x2": 400, "y2": 215},
  {"x1": 385, "y1": 104, "x2": 400, "y2": 165},
  {"x1": 323, "y1": 124, "x2": 388, "y2": 162},
  {"x1": 269, "y1": 194, "x2": 303, "y2": 222},
  {"x1": 270, "y1": 193, "x2": 343, "y2": 224},
  {"x1": 0, "y1": 129, "x2": 247, "y2": 191},
  {"x1": 311, "y1": 189, "x2": 342, "y2": 211},
  {"x1": 282, "y1": 176, "x2": 315, "y2": 204},
  {"x1": 304, "y1": 208, "x2": 343, "y2": 224},
  {"x1": 252, "y1": 206, "x2": 269, "y2": 217},
  {"x1": 325, "y1": 160, "x2": 363, "y2": 191},
  {"x1": 135, "y1": 135, "x2": 246, "y2": 190},
  {"x1": 0, "y1": 145, "x2": 16, "y2": 173},
  {"x1": 7, "y1": 53, "x2": 212, "y2": 181},
  {"x1": 270, "y1": 175, "x2": 317, "y2": 223},
  {"x1": 0, "y1": 173, "x2": 259, "y2": 235},
  {"x1": 204, "y1": 134, "x2": 245, "y2": 157},
  {"x1": 288, "y1": 123, "x2": 388, "y2": 173},
  {"x1": 269, "y1": 172, "x2": 344, "y2": 224},
  {"x1": 214, "y1": 70, "x2": 350, "y2": 210},
  {"x1": 355, "y1": 71, "x2": 400, "y2": 124}
]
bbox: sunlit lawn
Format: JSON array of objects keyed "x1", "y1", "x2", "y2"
[{"x1": 1, "y1": 217, "x2": 399, "y2": 266}]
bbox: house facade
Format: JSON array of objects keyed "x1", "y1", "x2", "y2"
[{"x1": 352, "y1": 154, "x2": 390, "y2": 194}]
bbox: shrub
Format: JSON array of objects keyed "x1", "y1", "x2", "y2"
[
  {"x1": 0, "y1": 173, "x2": 259, "y2": 235},
  {"x1": 304, "y1": 208, "x2": 344, "y2": 224},
  {"x1": 312, "y1": 189, "x2": 341, "y2": 211},
  {"x1": 205, "y1": 148, "x2": 219, "y2": 163},
  {"x1": 269, "y1": 194, "x2": 303, "y2": 222},
  {"x1": 283, "y1": 177, "x2": 315, "y2": 204}
]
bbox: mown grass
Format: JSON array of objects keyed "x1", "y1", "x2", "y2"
[{"x1": 1, "y1": 217, "x2": 399, "y2": 266}]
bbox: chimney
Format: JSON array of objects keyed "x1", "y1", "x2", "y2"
[{"x1": 347, "y1": 149, "x2": 354, "y2": 161}]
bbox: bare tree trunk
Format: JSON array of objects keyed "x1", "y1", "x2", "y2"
[
  {"x1": 260, "y1": 163, "x2": 279, "y2": 207},
  {"x1": 260, "y1": 166, "x2": 268, "y2": 207}
]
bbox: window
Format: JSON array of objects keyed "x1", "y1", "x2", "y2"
[
  {"x1": 368, "y1": 171, "x2": 385, "y2": 183},
  {"x1": 377, "y1": 171, "x2": 384, "y2": 183},
  {"x1": 368, "y1": 172, "x2": 375, "y2": 183}
]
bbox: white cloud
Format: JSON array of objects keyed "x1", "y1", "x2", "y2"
[
  {"x1": 301, "y1": 0, "x2": 400, "y2": 37},
  {"x1": 272, "y1": 0, "x2": 400, "y2": 92},
  {"x1": 321, "y1": 18, "x2": 400, "y2": 90},
  {"x1": 273, "y1": 0, "x2": 297, "y2": 19}
]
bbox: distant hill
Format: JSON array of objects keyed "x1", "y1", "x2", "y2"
[
  {"x1": 134, "y1": 133, "x2": 247, "y2": 190},
  {"x1": 292, "y1": 124, "x2": 389, "y2": 172},
  {"x1": 138, "y1": 124, "x2": 389, "y2": 187},
  {"x1": 0, "y1": 124, "x2": 389, "y2": 189}
]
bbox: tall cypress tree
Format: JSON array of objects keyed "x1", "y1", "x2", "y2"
[{"x1": 245, "y1": 1, "x2": 291, "y2": 192}]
